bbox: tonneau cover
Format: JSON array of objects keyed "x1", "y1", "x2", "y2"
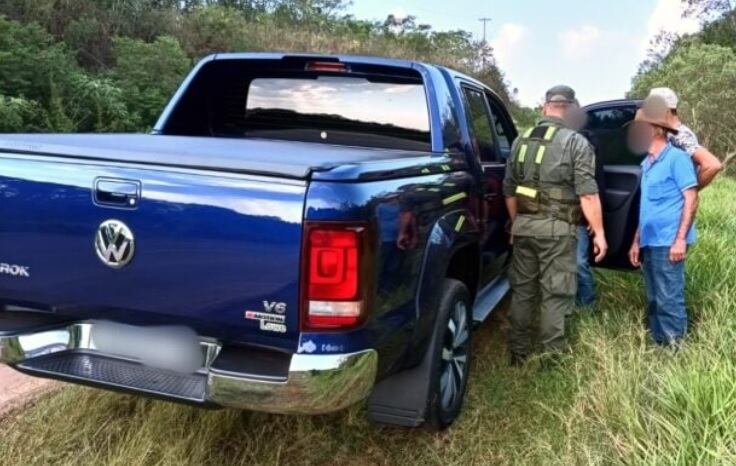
[{"x1": 0, "y1": 133, "x2": 429, "y2": 179}]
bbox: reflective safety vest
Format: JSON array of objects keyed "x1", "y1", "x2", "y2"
[{"x1": 511, "y1": 123, "x2": 582, "y2": 225}]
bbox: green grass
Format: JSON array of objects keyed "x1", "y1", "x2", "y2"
[{"x1": 2, "y1": 177, "x2": 736, "y2": 466}]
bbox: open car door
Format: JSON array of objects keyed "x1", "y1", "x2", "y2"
[{"x1": 581, "y1": 100, "x2": 643, "y2": 269}]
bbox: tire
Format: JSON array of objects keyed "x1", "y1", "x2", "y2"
[{"x1": 424, "y1": 278, "x2": 473, "y2": 430}]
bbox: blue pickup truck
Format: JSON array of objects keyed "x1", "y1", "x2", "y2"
[{"x1": 0, "y1": 53, "x2": 640, "y2": 429}]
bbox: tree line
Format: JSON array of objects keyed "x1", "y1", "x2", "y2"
[
  {"x1": 630, "y1": 0, "x2": 736, "y2": 169},
  {"x1": 0, "y1": 0, "x2": 516, "y2": 133}
]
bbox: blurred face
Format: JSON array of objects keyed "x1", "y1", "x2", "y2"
[
  {"x1": 627, "y1": 121, "x2": 665, "y2": 155},
  {"x1": 543, "y1": 101, "x2": 575, "y2": 120},
  {"x1": 543, "y1": 101, "x2": 586, "y2": 130},
  {"x1": 564, "y1": 105, "x2": 588, "y2": 132}
]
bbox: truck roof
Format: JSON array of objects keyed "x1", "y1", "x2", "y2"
[
  {"x1": 209, "y1": 52, "x2": 421, "y2": 69},
  {"x1": 202, "y1": 52, "x2": 499, "y2": 98}
]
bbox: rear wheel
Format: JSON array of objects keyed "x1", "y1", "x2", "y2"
[{"x1": 425, "y1": 279, "x2": 472, "y2": 430}]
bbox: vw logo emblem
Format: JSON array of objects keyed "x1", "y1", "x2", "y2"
[{"x1": 95, "y1": 220, "x2": 135, "y2": 268}]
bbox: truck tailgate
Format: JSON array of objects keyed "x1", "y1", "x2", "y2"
[{"x1": 0, "y1": 155, "x2": 305, "y2": 351}]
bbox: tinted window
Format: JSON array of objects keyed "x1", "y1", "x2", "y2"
[
  {"x1": 487, "y1": 98, "x2": 513, "y2": 152},
  {"x1": 584, "y1": 106, "x2": 643, "y2": 165},
  {"x1": 463, "y1": 87, "x2": 496, "y2": 161},
  {"x1": 241, "y1": 77, "x2": 430, "y2": 150}
]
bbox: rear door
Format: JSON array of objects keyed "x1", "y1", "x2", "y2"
[
  {"x1": 582, "y1": 100, "x2": 642, "y2": 269},
  {"x1": 458, "y1": 84, "x2": 511, "y2": 286}
]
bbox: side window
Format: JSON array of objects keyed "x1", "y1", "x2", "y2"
[
  {"x1": 486, "y1": 96, "x2": 514, "y2": 153},
  {"x1": 584, "y1": 106, "x2": 643, "y2": 166},
  {"x1": 462, "y1": 87, "x2": 497, "y2": 162}
]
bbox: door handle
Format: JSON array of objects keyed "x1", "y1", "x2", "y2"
[{"x1": 94, "y1": 178, "x2": 141, "y2": 208}]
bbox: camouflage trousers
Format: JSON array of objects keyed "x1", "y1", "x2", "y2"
[{"x1": 508, "y1": 235, "x2": 577, "y2": 357}]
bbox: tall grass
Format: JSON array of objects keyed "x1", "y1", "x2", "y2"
[
  {"x1": 551, "y1": 176, "x2": 736, "y2": 465},
  {"x1": 1, "y1": 177, "x2": 735, "y2": 465}
]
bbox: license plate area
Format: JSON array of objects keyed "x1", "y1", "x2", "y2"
[{"x1": 90, "y1": 322, "x2": 205, "y2": 374}]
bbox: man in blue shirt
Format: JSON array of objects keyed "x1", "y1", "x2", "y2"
[{"x1": 627, "y1": 97, "x2": 699, "y2": 345}]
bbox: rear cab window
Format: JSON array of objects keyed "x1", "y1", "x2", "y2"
[{"x1": 159, "y1": 58, "x2": 432, "y2": 152}]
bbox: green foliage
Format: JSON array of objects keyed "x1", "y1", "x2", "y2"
[
  {"x1": 112, "y1": 35, "x2": 191, "y2": 128},
  {"x1": 0, "y1": 15, "x2": 134, "y2": 132},
  {"x1": 178, "y1": 6, "x2": 253, "y2": 57},
  {"x1": 0, "y1": 96, "x2": 47, "y2": 131},
  {"x1": 699, "y1": 9, "x2": 736, "y2": 49},
  {"x1": 631, "y1": 42, "x2": 736, "y2": 167},
  {"x1": 0, "y1": 0, "x2": 517, "y2": 134},
  {"x1": 511, "y1": 105, "x2": 541, "y2": 132},
  {"x1": 634, "y1": 2, "x2": 736, "y2": 170}
]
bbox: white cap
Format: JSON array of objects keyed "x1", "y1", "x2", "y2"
[{"x1": 648, "y1": 87, "x2": 678, "y2": 109}]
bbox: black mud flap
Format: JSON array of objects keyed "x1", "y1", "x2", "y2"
[{"x1": 367, "y1": 329, "x2": 440, "y2": 427}]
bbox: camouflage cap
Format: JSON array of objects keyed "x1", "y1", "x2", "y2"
[{"x1": 545, "y1": 85, "x2": 577, "y2": 104}]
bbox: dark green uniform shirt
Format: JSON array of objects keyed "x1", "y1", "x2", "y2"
[{"x1": 503, "y1": 116, "x2": 599, "y2": 237}]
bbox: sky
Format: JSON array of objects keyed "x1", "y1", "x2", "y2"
[{"x1": 347, "y1": 0, "x2": 702, "y2": 107}]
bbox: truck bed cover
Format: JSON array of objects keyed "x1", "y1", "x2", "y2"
[{"x1": 0, "y1": 134, "x2": 432, "y2": 180}]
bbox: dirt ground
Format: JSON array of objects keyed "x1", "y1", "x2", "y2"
[{"x1": 0, "y1": 366, "x2": 58, "y2": 418}]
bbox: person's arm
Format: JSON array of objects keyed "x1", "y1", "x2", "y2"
[
  {"x1": 629, "y1": 227, "x2": 641, "y2": 267},
  {"x1": 692, "y1": 146, "x2": 723, "y2": 189},
  {"x1": 580, "y1": 194, "x2": 607, "y2": 262},
  {"x1": 505, "y1": 196, "x2": 517, "y2": 223},
  {"x1": 669, "y1": 152, "x2": 700, "y2": 263},
  {"x1": 669, "y1": 188, "x2": 698, "y2": 262},
  {"x1": 503, "y1": 139, "x2": 520, "y2": 243}
]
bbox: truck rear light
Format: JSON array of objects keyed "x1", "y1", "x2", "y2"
[
  {"x1": 301, "y1": 223, "x2": 371, "y2": 330},
  {"x1": 308, "y1": 229, "x2": 359, "y2": 299},
  {"x1": 307, "y1": 301, "x2": 362, "y2": 327},
  {"x1": 305, "y1": 61, "x2": 348, "y2": 73}
]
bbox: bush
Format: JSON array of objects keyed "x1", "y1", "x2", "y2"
[
  {"x1": 111, "y1": 35, "x2": 191, "y2": 129},
  {"x1": 0, "y1": 96, "x2": 47, "y2": 132},
  {"x1": 178, "y1": 6, "x2": 253, "y2": 58}
]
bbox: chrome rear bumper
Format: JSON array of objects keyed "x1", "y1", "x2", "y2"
[{"x1": 0, "y1": 320, "x2": 377, "y2": 415}]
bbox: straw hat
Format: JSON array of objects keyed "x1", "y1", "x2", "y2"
[{"x1": 629, "y1": 95, "x2": 679, "y2": 134}]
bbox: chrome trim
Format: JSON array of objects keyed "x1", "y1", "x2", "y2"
[
  {"x1": 0, "y1": 321, "x2": 377, "y2": 415},
  {"x1": 0, "y1": 322, "x2": 219, "y2": 367},
  {"x1": 207, "y1": 350, "x2": 378, "y2": 415}
]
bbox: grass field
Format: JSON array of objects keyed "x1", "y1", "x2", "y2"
[{"x1": 1, "y1": 177, "x2": 735, "y2": 466}]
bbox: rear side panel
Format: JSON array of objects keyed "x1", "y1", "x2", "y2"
[
  {"x1": 0, "y1": 155, "x2": 305, "y2": 351},
  {"x1": 298, "y1": 164, "x2": 478, "y2": 377}
]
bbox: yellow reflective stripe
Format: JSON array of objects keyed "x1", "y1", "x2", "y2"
[
  {"x1": 441, "y1": 164, "x2": 451, "y2": 171},
  {"x1": 429, "y1": 187, "x2": 440, "y2": 192},
  {"x1": 442, "y1": 192, "x2": 467, "y2": 205},
  {"x1": 543, "y1": 126, "x2": 557, "y2": 140},
  {"x1": 518, "y1": 144, "x2": 528, "y2": 162},
  {"x1": 516, "y1": 186, "x2": 538, "y2": 198},
  {"x1": 523, "y1": 127, "x2": 534, "y2": 138},
  {"x1": 455, "y1": 215, "x2": 465, "y2": 232},
  {"x1": 421, "y1": 168, "x2": 431, "y2": 174},
  {"x1": 535, "y1": 145, "x2": 546, "y2": 164}
]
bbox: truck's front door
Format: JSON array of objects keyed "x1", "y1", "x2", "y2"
[{"x1": 582, "y1": 100, "x2": 643, "y2": 269}]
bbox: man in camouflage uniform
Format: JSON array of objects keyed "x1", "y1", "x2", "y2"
[{"x1": 503, "y1": 85, "x2": 608, "y2": 365}]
